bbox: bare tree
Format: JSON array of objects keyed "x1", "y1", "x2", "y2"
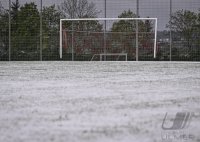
[
  {"x1": 0, "y1": 2, "x2": 3, "y2": 13},
  {"x1": 59, "y1": 0, "x2": 100, "y2": 18},
  {"x1": 167, "y1": 10, "x2": 197, "y2": 51}
]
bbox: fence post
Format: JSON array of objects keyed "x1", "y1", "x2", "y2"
[
  {"x1": 72, "y1": 1, "x2": 74, "y2": 61},
  {"x1": 9, "y1": 0, "x2": 11, "y2": 61},
  {"x1": 170, "y1": 0, "x2": 172, "y2": 61},
  {"x1": 40, "y1": 0, "x2": 43, "y2": 61},
  {"x1": 136, "y1": 0, "x2": 139, "y2": 61},
  {"x1": 104, "y1": 0, "x2": 107, "y2": 61}
]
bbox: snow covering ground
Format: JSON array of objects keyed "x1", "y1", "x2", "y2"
[{"x1": 0, "y1": 61, "x2": 200, "y2": 142}]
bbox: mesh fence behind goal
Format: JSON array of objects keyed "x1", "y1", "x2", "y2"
[{"x1": 60, "y1": 18, "x2": 157, "y2": 61}]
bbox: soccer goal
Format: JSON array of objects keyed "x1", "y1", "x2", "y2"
[
  {"x1": 91, "y1": 53, "x2": 128, "y2": 61},
  {"x1": 60, "y1": 18, "x2": 157, "y2": 61}
]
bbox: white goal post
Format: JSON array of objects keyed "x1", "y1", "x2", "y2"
[{"x1": 60, "y1": 18, "x2": 158, "y2": 60}]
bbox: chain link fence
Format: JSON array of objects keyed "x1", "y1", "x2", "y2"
[{"x1": 0, "y1": 0, "x2": 199, "y2": 61}]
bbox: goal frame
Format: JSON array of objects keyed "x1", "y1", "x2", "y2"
[
  {"x1": 91, "y1": 53, "x2": 128, "y2": 61},
  {"x1": 60, "y1": 18, "x2": 158, "y2": 60}
]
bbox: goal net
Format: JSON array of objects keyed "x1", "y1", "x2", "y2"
[{"x1": 60, "y1": 18, "x2": 157, "y2": 61}]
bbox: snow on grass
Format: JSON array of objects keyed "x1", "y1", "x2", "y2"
[{"x1": 0, "y1": 61, "x2": 200, "y2": 142}]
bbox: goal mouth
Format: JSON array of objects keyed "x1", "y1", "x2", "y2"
[{"x1": 60, "y1": 18, "x2": 157, "y2": 61}]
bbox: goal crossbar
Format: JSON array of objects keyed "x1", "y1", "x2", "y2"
[{"x1": 60, "y1": 18, "x2": 158, "y2": 60}]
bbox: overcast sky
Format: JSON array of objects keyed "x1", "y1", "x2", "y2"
[{"x1": 1, "y1": 0, "x2": 200, "y2": 30}]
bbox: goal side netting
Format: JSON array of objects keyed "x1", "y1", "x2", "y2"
[{"x1": 60, "y1": 18, "x2": 157, "y2": 61}]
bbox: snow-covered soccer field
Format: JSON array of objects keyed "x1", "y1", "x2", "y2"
[{"x1": 0, "y1": 61, "x2": 200, "y2": 142}]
